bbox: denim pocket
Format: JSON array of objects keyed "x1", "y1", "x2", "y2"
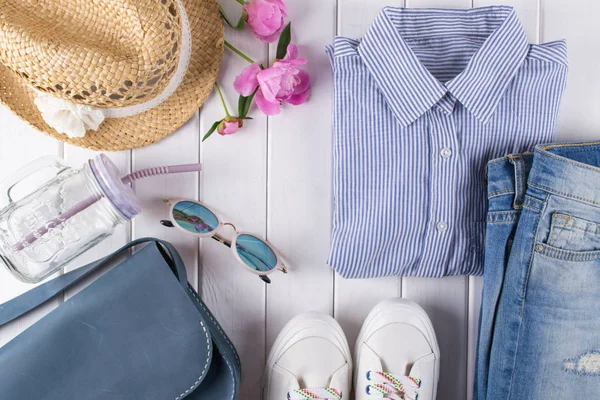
[
  {"x1": 534, "y1": 242, "x2": 600, "y2": 262},
  {"x1": 546, "y1": 213, "x2": 600, "y2": 253}
]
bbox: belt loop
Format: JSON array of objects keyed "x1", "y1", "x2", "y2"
[{"x1": 508, "y1": 155, "x2": 526, "y2": 209}]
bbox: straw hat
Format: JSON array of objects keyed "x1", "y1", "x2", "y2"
[{"x1": 0, "y1": 0, "x2": 223, "y2": 150}]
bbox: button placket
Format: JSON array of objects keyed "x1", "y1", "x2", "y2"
[
  {"x1": 432, "y1": 109, "x2": 460, "y2": 275},
  {"x1": 430, "y1": 109, "x2": 459, "y2": 239},
  {"x1": 419, "y1": 109, "x2": 458, "y2": 274}
]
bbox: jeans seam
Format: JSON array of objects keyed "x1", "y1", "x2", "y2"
[
  {"x1": 552, "y1": 214, "x2": 600, "y2": 234},
  {"x1": 535, "y1": 243, "x2": 600, "y2": 261},
  {"x1": 507, "y1": 299, "x2": 529, "y2": 400},
  {"x1": 539, "y1": 141, "x2": 600, "y2": 153},
  {"x1": 524, "y1": 195, "x2": 544, "y2": 207},
  {"x1": 520, "y1": 194, "x2": 547, "y2": 316},
  {"x1": 536, "y1": 147, "x2": 600, "y2": 172},
  {"x1": 527, "y1": 182, "x2": 600, "y2": 207},
  {"x1": 511, "y1": 156, "x2": 525, "y2": 209},
  {"x1": 488, "y1": 189, "x2": 515, "y2": 198},
  {"x1": 487, "y1": 157, "x2": 510, "y2": 166},
  {"x1": 555, "y1": 224, "x2": 600, "y2": 234},
  {"x1": 507, "y1": 197, "x2": 545, "y2": 400},
  {"x1": 522, "y1": 203, "x2": 542, "y2": 212}
]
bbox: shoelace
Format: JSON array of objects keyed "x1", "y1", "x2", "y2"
[
  {"x1": 287, "y1": 388, "x2": 343, "y2": 399},
  {"x1": 365, "y1": 371, "x2": 421, "y2": 400}
]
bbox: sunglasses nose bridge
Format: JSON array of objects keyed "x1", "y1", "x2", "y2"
[{"x1": 222, "y1": 222, "x2": 238, "y2": 233}]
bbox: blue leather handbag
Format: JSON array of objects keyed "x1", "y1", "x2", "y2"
[{"x1": 0, "y1": 238, "x2": 241, "y2": 399}]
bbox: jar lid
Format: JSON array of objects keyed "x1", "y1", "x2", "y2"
[{"x1": 89, "y1": 154, "x2": 142, "y2": 220}]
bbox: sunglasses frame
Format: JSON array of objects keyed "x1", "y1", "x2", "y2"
[{"x1": 162, "y1": 198, "x2": 288, "y2": 280}]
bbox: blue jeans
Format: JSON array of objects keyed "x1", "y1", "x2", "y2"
[{"x1": 476, "y1": 143, "x2": 600, "y2": 399}]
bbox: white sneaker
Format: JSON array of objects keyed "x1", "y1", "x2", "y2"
[
  {"x1": 354, "y1": 299, "x2": 440, "y2": 400},
  {"x1": 263, "y1": 312, "x2": 352, "y2": 400}
]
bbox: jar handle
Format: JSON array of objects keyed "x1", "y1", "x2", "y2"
[{"x1": 0, "y1": 156, "x2": 68, "y2": 205}]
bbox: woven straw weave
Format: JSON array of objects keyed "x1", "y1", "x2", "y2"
[{"x1": 0, "y1": 0, "x2": 223, "y2": 150}]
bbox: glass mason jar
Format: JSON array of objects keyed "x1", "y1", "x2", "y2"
[{"x1": 0, "y1": 155, "x2": 141, "y2": 283}]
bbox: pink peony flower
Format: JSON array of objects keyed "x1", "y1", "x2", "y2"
[
  {"x1": 218, "y1": 117, "x2": 243, "y2": 136},
  {"x1": 243, "y1": 0, "x2": 288, "y2": 43},
  {"x1": 233, "y1": 45, "x2": 310, "y2": 116},
  {"x1": 233, "y1": 63, "x2": 262, "y2": 97}
]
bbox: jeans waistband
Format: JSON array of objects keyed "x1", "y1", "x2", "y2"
[
  {"x1": 528, "y1": 142, "x2": 600, "y2": 207},
  {"x1": 487, "y1": 153, "x2": 534, "y2": 208}
]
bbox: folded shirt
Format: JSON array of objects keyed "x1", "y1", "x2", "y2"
[{"x1": 326, "y1": 6, "x2": 568, "y2": 278}]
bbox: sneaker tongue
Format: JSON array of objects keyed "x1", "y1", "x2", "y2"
[
  {"x1": 271, "y1": 364, "x2": 301, "y2": 398},
  {"x1": 285, "y1": 363, "x2": 348, "y2": 399},
  {"x1": 328, "y1": 362, "x2": 350, "y2": 397},
  {"x1": 287, "y1": 388, "x2": 343, "y2": 399},
  {"x1": 408, "y1": 353, "x2": 436, "y2": 400}
]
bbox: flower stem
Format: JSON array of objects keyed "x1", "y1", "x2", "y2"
[
  {"x1": 224, "y1": 40, "x2": 255, "y2": 64},
  {"x1": 235, "y1": 0, "x2": 245, "y2": 5},
  {"x1": 215, "y1": 83, "x2": 231, "y2": 118}
]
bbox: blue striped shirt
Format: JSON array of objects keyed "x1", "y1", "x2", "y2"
[{"x1": 326, "y1": 6, "x2": 568, "y2": 278}]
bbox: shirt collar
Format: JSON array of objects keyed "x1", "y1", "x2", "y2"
[{"x1": 357, "y1": 6, "x2": 530, "y2": 127}]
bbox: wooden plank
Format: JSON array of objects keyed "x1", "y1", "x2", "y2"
[
  {"x1": 334, "y1": 0, "x2": 404, "y2": 352},
  {"x1": 406, "y1": 0, "x2": 471, "y2": 7},
  {"x1": 131, "y1": 116, "x2": 200, "y2": 289},
  {"x1": 469, "y1": 2, "x2": 539, "y2": 398},
  {"x1": 542, "y1": 0, "x2": 600, "y2": 140},
  {"x1": 338, "y1": 0, "x2": 405, "y2": 38},
  {"x1": 403, "y1": 277, "x2": 469, "y2": 400},
  {"x1": 468, "y1": 275, "x2": 484, "y2": 399},
  {"x1": 475, "y1": 0, "x2": 539, "y2": 42},
  {"x1": 0, "y1": 108, "x2": 63, "y2": 345},
  {"x1": 265, "y1": 0, "x2": 337, "y2": 349},
  {"x1": 198, "y1": 1, "x2": 269, "y2": 397},
  {"x1": 401, "y1": 1, "x2": 471, "y2": 399}
]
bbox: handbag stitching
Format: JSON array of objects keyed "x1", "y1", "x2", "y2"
[
  {"x1": 189, "y1": 287, "x2": 241, "y2": 367},
  {"x1": 174, "y1": 320, "x2": 211, "y2": 400},
  {"x1": 188, "y1": 287, "x2": 239, "y2": 400}
]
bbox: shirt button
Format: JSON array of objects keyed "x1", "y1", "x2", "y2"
[
  {"x1": 440, "y1": 148, "x2": 452, "y2": 159},
  {"x1": 437, "y1": 221, "x2": 448, "y2": 232}
]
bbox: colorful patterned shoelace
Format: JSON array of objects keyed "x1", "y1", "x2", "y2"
[
  {"x1": 287, "y1": 388, "x2": 343, "y2": 399},
  {"x1": 365, "y1": 371, "x2": 421, "y2": 400}
]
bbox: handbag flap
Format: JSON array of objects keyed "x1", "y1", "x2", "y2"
[{"x1": 0, "y1": 243, "x2": 213, "y2": 400}]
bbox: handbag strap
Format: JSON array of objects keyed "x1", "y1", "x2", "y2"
[{"x1": 0, "y1": 238, "x2": 187, "y2": 327}]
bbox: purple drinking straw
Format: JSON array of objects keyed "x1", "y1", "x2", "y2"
[{"x1": 11, "y1": 163, "x2": 202, "y2": 252}]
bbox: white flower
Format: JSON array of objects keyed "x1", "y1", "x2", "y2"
[{"x1": 34, "y1": 93, "x2": 105, "y2": 138}]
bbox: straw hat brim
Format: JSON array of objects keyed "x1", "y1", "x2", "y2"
[{"x1": 0, "y1": 0, "x2": 224, "y2": 151}]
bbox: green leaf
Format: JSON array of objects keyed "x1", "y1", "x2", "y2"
[
  {"x1": 236, "y1": 11, "x2": 248, "y2": 30},
  {"x1": 275, "y1": 22, "x2": 292, "y2": 60},
  {"x1": 238, "y1": 88, "x2": 258, "y2": 118},
  {"x1": 202, "y1": 120, "x2": 221, "y2": 142}
]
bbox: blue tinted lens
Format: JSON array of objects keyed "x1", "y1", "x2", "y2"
[
  {"x1": 172, "y1": 201, "x2": 218, "y2": 234},
  {"x1": 235, "y1": 234, "x2": 277, "y2": 272}
]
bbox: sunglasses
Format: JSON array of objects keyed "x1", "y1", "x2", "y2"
[{"x1": 160, "y1": 198, "x2": 287, "y2": 284}]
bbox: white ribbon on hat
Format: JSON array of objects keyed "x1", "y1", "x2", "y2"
[{"x1": 33, "y1": 0, "x2": 192, "y2": 138}]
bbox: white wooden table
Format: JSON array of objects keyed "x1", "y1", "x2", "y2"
[{"x1": 1, "y1": 1, "x2": 598, "y2": 399}]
